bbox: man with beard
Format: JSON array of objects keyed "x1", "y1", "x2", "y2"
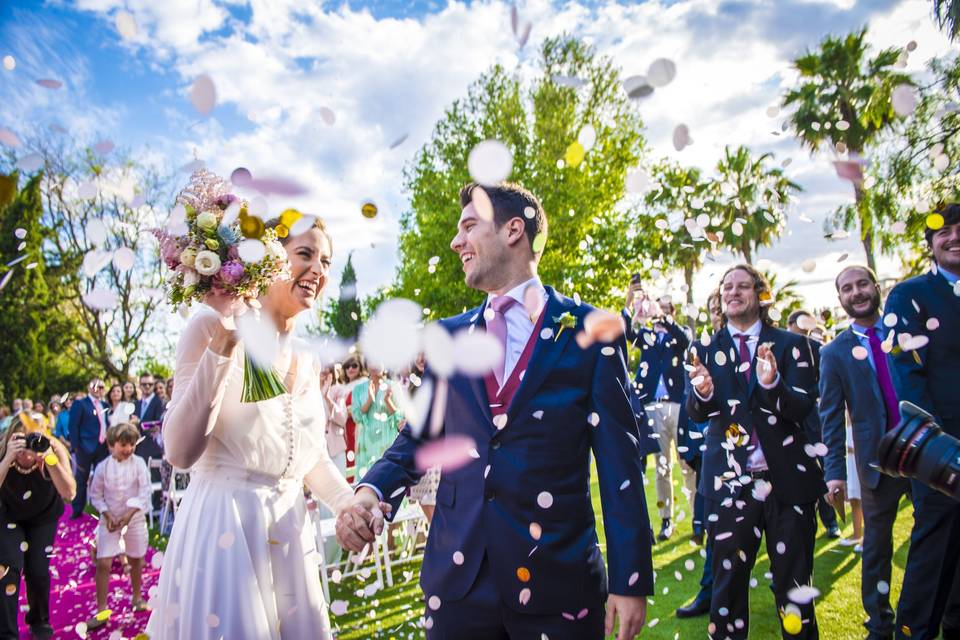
[
  {"x1": 819, "y1": 265, "x2": 911, "y2": 640},
  {"x1": 885, "y1": 203, "x2": 960, "y2": 640},
  {"x1": 687, "y1": 265, "x2": 823, "y2": 639}
]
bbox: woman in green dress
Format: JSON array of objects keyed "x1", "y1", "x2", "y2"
[{"x1": 350, "y1": 366, "x2": 403, "y2": 479}]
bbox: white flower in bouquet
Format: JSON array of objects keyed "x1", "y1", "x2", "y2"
[
  {"x1": 194, "y1": 250, "x2": 222, "y2": 276},
  {"x1": 179, "y1": 247, "x2": 197, "y2": 267},
  {"x1": 181, "y1": 267, "x2": 200, "y2": 287},
  {"x1": 196, "y1": 210, "x2": 218, "y2": 231}
]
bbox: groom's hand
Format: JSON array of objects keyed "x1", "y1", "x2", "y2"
[
  {"x1": 335, "y1": 487, "x2": 391, "y2": 552},
  {"x1": 605, "y1": 594, "x2": 647, "y2": 639}
]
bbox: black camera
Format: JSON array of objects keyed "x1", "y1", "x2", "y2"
[
  {"x1": 24, "y1": 431, "x2": 51, "y2": 454},
  {"x1": 877, "y1": 401, "x2": 960, "y2": 500}
]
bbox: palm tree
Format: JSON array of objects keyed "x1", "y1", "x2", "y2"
[
  {"x1": 761, "y1": 269, "x2": 806, "y2": 326},
  {"x1": 933, "y1": 0, "x2": 960, "y2": 40},
  {"x1": 783, "y1": 28, "x2": 911, "y2": 272},
  {"x1": 714, "y1": 145, "x2": 800, "y2": 265}
]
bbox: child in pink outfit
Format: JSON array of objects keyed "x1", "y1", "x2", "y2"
[{"x1": 87, "y1": 422, "x2": 152, "y2": 628}]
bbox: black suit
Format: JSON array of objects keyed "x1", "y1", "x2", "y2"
[
  {"x1": 689, "y1": 324, "x2": 825, "y2": 639},
  {"x1": 797, "y1": 337, "x2": 840, "y2": 532},
  {"x1": 886, "y1": 270, "x2": 960, "y2": 640}
]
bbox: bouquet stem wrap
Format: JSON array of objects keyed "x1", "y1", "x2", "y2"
[{"x1": 241, "y1": 353, "x2": 287, "y2": 403}]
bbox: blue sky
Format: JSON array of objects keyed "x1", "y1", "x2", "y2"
[{"x1": 1, "y1": 0, "x2": 957, "y2": 315}]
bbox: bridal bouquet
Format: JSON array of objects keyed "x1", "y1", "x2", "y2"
[{"x1": 157, "y1": 169, "x2": 295, "y2": 402}]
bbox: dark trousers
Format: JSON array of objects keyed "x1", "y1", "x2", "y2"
[
  {"x1": 709, "y1": 486, "x2": 818, "y2": 640},
  {"x1": 858, "y1": 474, "x2": 911, "y2": 637},
  {"x1": 72, "y1": 444, "x2": 108, "y2": 516},
  {"x1": 696, "y1": 496, "x2": 717, "y2": 601},
  {"x1": 0, "y1": 517, "x2": 58, "y2": 638},
  {"x1": 896, "y1": 483, "x2": 960, "y2": 639},
  {"x1": 817, "y1": 495, "x2": 838, "y2": 530},
  {"x1": 425, "y1": 554, "x2": 605, "y2": 639}
]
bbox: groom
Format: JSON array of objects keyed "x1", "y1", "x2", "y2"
[{"x1": 337, "y1": 182, "x2": 653, "y2": 639}]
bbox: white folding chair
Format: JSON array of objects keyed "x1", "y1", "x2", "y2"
[
  {"x1": 160, "y1": 468, "x2": 187, "y2": 533},
  {"x1": 311, "y1": 500, "x2": 384, "y2": 602},
  {"x1": 147, "y1": 458, "x2": 164, "y2": 529},
  {"x1": 380, "y1": 502, "x2": 428, "y2": 587}
]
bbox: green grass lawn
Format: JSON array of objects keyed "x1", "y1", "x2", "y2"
[{"x1": 323, "y1": 464, "x2": 916, "y2": 639}]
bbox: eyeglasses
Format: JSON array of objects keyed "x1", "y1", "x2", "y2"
[
  {"x1": 93, "y1": 385, "x2": 105, "y2": 391},
  {"x1": 344, "y1": 363, "x2": 359, "y2": 369},
  {"x1": 141, "y1": 382, "x2": 153, "y2": 387}
]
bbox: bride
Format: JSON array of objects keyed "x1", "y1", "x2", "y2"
[{"x1": 146, "y1": 216, "x2": 387, "y2": 639}]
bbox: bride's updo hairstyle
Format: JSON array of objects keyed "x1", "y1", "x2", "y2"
[{"x1": 264, "y1": 213, "x2": 332, "y2": 250}]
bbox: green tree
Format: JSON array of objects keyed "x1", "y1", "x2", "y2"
[
  {"x1": 395, "y1": 36, "x2": 649, "y2": 318},
  {"x1": 714, "y1": 145, "x2": 800, "y2": 265},
  {"x1": 933, "y1": 0, "x2": 960, "y2": 40},
  {"x1": 783, "y1": 28, "x2": 911, "y2": 272},
  {"x1": 760, "y1": 268, "x2": 806, "y2": 326},
  {"x1": 324, "y1": 252, "x2": 362, "y2": 340}
]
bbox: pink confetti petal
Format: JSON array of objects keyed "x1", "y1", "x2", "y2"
[
  {"x1": 93, "y1": 139, "x2": 115, "y2": 155},
  {"x1": 36, "y1": 78, "x2": 62, "y2": 89},
  {"x1": 414, "y1": 434, "x2": 478, "y2": 473},
  {"x1": 0, "y1": 128, "x2": 21, "y2": 147},
  {"x1": 833, "y1": 159, "x2": 865, "y2": 184},
  {"x1": 189, "y1": 74, "x2": 217, "y2": 115},
  {"x1": 246, "y1": 176, "x2": 309, "y2": 196}
]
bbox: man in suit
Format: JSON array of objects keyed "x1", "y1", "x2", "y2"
[
  {"x1": 68, "y1": 377, "x2": 109, "y2": 518},
  {"x1": 819, "y1": 265, "x2": 911, "y2": 640},
  {"x1": 886, "y1": 203, "x2": 960, "y2": 640},
  {"x1": 787, "y1": 309, "x2": 842, "y2": 540},
  {"x1": 622, "y1": 282, "x2": 694, "y2": 541},
  {"x1": 687, "y1": 264, "x2": 824, "y2": 639},
  {"x1": 135, "y1": 373, "x2": 164, "y2": 425},
  {"x1": 338, "y1": 182, "x2": 653, "y2": 639}
]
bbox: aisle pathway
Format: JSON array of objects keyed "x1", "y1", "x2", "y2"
[{"x1": 17, "y1": 510, "x2": 160, "y2": 639}]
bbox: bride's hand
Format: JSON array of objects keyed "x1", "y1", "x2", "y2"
[{"x1": 204, "y1": 291, "x2": 247, "y2": 356}]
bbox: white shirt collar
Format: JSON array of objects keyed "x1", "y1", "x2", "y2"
[
  {"x1": 727, "y1": 319, "x2": 763, "y2": 340},
  {"x1": 142, "y1": 393, "x2": 154, "y2": 403},
  {"x1": 486, "y1": 277, "x2": 546, "y2": 308}
]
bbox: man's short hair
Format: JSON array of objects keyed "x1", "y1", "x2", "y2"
[
  {"x1": 926, "y1": 202, "x2": 960, "y2": 246},
  {"x1": 834, "y1": 264, "x2": 879, "y2": 291},
  {"x1": 459, "y1": 182, "x2": 548, "y2": 257},
  {"x1": 106, "y1": 422, "x2": 140, "y2": 446}
]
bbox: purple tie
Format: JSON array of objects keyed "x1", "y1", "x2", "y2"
[
  {"x1": 486, "y1": 296, "x2": 517, "y2": 387},
  {"x1": 736, "y1": 334, "x2": 752, "y2": 384},
  {"x1": 866, "y1": 327, "x2": 900, "y2": 430}
]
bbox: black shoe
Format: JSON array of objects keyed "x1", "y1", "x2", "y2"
[
  {"x1": 657, "y1": 519, "x2": 673, "y2": 542},
  {"x1": 827, "y1": 524, "x2": 841, "y2": 539},
  {"x1": 676, "y1": 594, "x2": 711, "y2": 618},
  {"x1": 30, "y1": 624, "x2": 54, "y2": 639},
  {"x1": 691, "y1": 531, "x2": 704, "y2": 546}
]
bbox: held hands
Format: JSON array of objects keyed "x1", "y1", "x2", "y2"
[
  {"x1": 689, "y1": 354, "x2": 714, "y2": 398},
  {"x1": 606, "y1": 594, "x2": 647, "y2": 640},
  {"x1": 335, "y1": 487, "x2": 392, "y2": 553},
  {"x1": 756, "y1": 343, "x2": 779, "y2": 387}
]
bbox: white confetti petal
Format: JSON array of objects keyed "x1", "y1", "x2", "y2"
[{"x1": 468, "y1": 140, "x2": 513, "y2": 186}]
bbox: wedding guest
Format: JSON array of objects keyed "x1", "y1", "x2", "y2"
[
  {"x1": 86, "y1": 423, "x2": 152, "y2": 629},
  {"x1": 122, "y1": 380, "x2": 138, "y2": 404},
  {"x1": 163, "y1": 378, "x2": 174, "y2": 405},
  {"x1": 688, "y1": 264, "x2": 823, "y2": 639},
  {"x1": 0, "y1": 407, "x2": 10, "y2": 434},
  {"x1": 623, "y1": 280, "x2": 693, "y2": 542},
  {"x1": 885, "y1": 203, "x2": 960, "y2": 640},
  {"x1": 154, "y1": 379, "x2": 168, "y2": 405},
  {"x1": 135, "y1": 374, "x2": 163, "y2": 425},
  {"x1": 351, "y1": 365, "x2": 403, "y2": 479},
  {"x1": 0, "y1": 411, "x2": 76, "y2": 640},
  {"x1": 69, "y1": 379, "x2": 110, "y2": 519},
  {"x1": 840, "y1": 425, "x2": 864, "y2": 551},
  {"x1": 22, "y1": 398, "x2": 34, "y2": 412},
  {"x1": 340, "y1": 354, "x2": 368, "y2": 481},
  {"x1": 787, "y1": 309, "x2": 842, "y2": 540},
  {"x1": 320, "y1": 365, "x2": 348, "y2": 476},
  {"x1": 107, "y1": 383, "x2": 134, "y2": 426},
  {"x1": 53, "y1": 395, "x2": 74, "y2": 447}
]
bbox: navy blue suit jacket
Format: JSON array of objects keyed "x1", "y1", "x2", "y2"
[
  {"x1": 885, "y1": 270, "x2": 960, "y2": 440},
  {"x1": 361, "y1": 287, "x2": 654, "y2": 615},
  {"x1": 135, "y1": 396, "x2": 164, "y2": 425},
  {"x1": 687, "y1": 324, "x2": 825, "y2": 505},
  {"x1": 818, "y1": 327, "x2": 889, "y2": 490},
  {"x1": 622, "y1": 310, "x2": 690, "y2": 404},
  {"x1": 69, "y1": 396, "x2": 107, "y2": 455}
]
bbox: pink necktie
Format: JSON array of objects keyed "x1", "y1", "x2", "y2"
[
  {"x1": 486, "y1": 296, "x2": 517, "y2": 387},
  {"x1": 95, "y1": 402, "x2": 106, "y2": 443}
]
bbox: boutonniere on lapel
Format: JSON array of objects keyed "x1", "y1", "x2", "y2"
[{"x1": 553, "y1": 311, "x2": 577, "y2": 342}]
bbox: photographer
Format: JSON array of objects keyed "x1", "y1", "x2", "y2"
[
  {"x1": 884, "y1": 203, "x2": 960, "y2": 640},
  {"x1": 0, "y1": 412, "x2": 76, "y2": 640}
]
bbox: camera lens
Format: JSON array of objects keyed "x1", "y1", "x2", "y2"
[
  {"x1": 24, "y1": 431, "x2": 51, "y2": 453},
  {"x1": 877, "y1": 401, "x2": 960, "y2": 501}
]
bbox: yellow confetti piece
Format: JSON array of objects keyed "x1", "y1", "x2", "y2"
[
  {"x1": 927, "y1": 213, "x2": 945, "y2": 230},
  {"x1": 516, "y1": 566, "x2": 531, "y2": 583},
  {"x1": 901, "y1": 625, "x2": 912, "y2": 637},
  {"x1": 275, "y1": 224, "x2": 289, "y2": 238},
  {"x1": 240, "y1": 215, "x2": 264, "y2": 239},
  {"x1": 361, "y1": 202, "x2": 378, "y2": 219},
  {"x1": 4, "y1": 584, "x2": 15, "y2": 596},
  {"x1": 532, "y1": 232, "x2": 547, "y2": 254},
  {"x1": 783, "y1": 612, "x2": 802, "y2": 635},
  {"x1": 44, "y1": 453, "x2": 59, "y2": 466},
  {"x1": 564, "y1": 141, "x2": 585, "y2": 167},
  {"x1": 96, "y1": 609, "x2": 112, "y2": 621},
  {"x1": 279, "y1": 208, "x2": 302, "y2": 229}
]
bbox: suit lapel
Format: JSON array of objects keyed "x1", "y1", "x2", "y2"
[
  {"x1": 842, "y1": 328, "x2": 883, "y2": 406},
  {"x1": 505, "y1": 287, "x2": 574, "y2": 423},
  {"x1": 461, "y1": 304, "x2": 495, "y2": 428}
]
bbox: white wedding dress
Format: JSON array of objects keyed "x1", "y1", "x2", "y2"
[{"x1": 145, "y1": 308, "x2": 354, "y2": 639}]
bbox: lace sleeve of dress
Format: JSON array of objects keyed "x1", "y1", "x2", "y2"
[{"x1": 162, "y1": 307, "x2": 235, "y2": 469}]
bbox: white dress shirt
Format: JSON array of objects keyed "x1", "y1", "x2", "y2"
[
  {"x1": 487, "y1": 277, "x2": 546, "y2": 383},
  {"x1": 89, "y1": 454, "x2": 152, "y2": 515},
  {"x1": 727, "y1": 320, "x2": 768, "y2": 472}
]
